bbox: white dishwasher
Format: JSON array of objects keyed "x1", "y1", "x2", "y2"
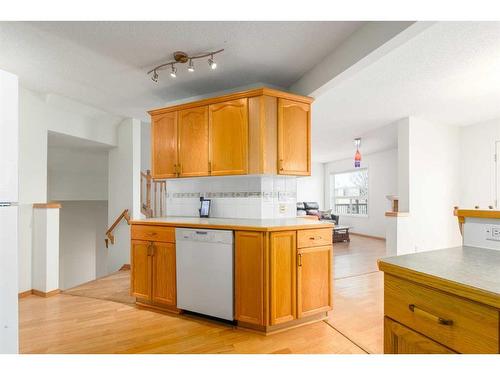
[{"x1": 175, "y1": 228, "x2": 234, "y2": 321}]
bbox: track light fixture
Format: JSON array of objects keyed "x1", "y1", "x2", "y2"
[
  {"x1": 147, "y1": 49, "x2": 223, "y2": 82},
  {"x1": 151, "y1": 70, "x2": 159, "y2": 83},
  {"x1": 208, "y1": 54, "x2": 217, "y2": 70},
  {"x1": 187, "y1": 59, "x2": 195, "y2": 72}
]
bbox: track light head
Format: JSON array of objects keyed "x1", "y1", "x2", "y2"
[
  {"x1": 170, "y1": 65, "x2": 177, "y2": 78},
  {"x1": 188, "y1": 59, "x2": 195, "y2": 72},
  {"x1": 208, "y1": 55, "x2": 217, "y2": 70},
  {"x1": 151, "y1": 70, "x2": 159, "y2": 83}
]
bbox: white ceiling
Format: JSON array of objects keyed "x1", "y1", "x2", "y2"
[
  {"x1": 0, "y1": 21, "x2": 363, "y2": 120},
  {"x1": 312, "y1": 21, "x2": 500, "y2": 162}
]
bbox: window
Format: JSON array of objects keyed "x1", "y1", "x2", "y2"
[{"x1": 331, "y1": 169, "x2": 368, "y2": 216}]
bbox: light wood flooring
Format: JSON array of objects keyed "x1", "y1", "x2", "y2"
[{"x1": 19, "y1": 234, "x2": 385, "y2": 354}]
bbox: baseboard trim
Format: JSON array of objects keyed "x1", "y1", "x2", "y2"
[
  {"x1": 18, "y1": 290, "x2": 33, "y2": 298},
  {"x1": 350, "y1": 232, "x2": 385, "y2": 241},
  {"x1": 32, "y1": 289, "x2": 61, "y2": 298},
  {"x1": 119, "y1": 264, "x2": 131, "y2": 271}
]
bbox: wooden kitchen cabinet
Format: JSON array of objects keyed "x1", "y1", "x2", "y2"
[
  {"x1": 151, "y1": 112, "x2": 178, "y2": 179},
  {"x1": 178, "y1": 106, "x2": 209, "y2": 177},
  {"x1": 131, "y1": 240, "x2": 151, "y2": 300},
  {"x1": 384, "y1": 317, "x2": 456, "y2": 354},
  {"x1": 151, "y1": 242, "x2": 177, "y2": 306},
  {"x1": 277, "y1": 98, "x2": 310, "y2": 175},
  {"x1": 235, "y1": 231, "x2": 266, "y2": 325},
  {"x1": 131, "y1": 226, "x2": 177, "y2": 311},
  {"x1": 208, "y1": 98, "x2": 248, "y2": 176},
  {"x1": 269, "y1": 231, "x2": 297, "y2": 325},
  {"x1": 297, "y1": 245, "x2": 332, "y2": 318},
  {"x1": 148, "y1": 88, "x2": 313, "y2": 178}
]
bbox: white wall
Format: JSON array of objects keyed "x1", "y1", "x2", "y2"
[
  {"x1": 296, "y1": 162, "x2": 325, "y2": 208},
  {"x1": 48, "y1": 147, "x2": 108, "y2": 201},
  {"x1": 408, "y1": 118, "x2": 462, "y2": 252},
  {"x1": 459, "y1": 118, "x2": 500, "y2": 209},
  {"x1": 59, "y1": 201, "x2": 108, "y2": 290},
  {"x1": 392, "y1": 117, "x2": 462, "y2": 255},
  {"x1": 324, "y1": 148, "x2": 398, "y2": 238},
  {"x1": 141, "y1": 121, "x2": 151, "y2": 172},
  {"x1": 32, "y1": 207, "x2": 59, "y2": 293},
  {"x1": 108, "y1": 118, "x2": 141, "y2": 274},
  {"x1": 18, "y1": 87, "x2": 120, "y2": 292}
]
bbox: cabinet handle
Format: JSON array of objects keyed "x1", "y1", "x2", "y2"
[
  {"x1": 147, "y1": 242, "x2": 155, "y2": 256},
  {"x1": 208, "y1": 161, "x2": 212, "y2": 174},
  {"x1": 178, "y1": 163, "x2": 182, "y2": 175},
  {"x1": 309, "y1": 236, "x2": 321, "y2": 240},
  {"x1": 297, "y1": 253, "x2": 302, "y2": 267},
  {"x1": 408, "y1": 304, "x2": 453, "y2": 326},
  {"x1": 279, "y1": 159, "x2": 284, "y2": 171}
]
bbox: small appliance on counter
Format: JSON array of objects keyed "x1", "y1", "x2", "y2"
[{"x1": 199, "y1": 197, "x2": 211, "y2": 218}]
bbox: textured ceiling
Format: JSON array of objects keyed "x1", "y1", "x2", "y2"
[
  {"x1": 312, "y1": 21, "x2": 500, "y2": 162},
  {"x1": 0, "y1": 21, "x2": 363, "y2": 120}
]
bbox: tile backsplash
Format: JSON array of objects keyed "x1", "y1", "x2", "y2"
[{"x1": 165, "y1": 175, "x2": 297, "y2": 219}]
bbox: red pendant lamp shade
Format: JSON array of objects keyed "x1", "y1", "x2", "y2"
[{"x1": 354, "y1": 138, "x2": 362, "y2": 168}]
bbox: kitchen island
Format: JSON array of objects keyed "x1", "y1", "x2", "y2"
[
  {"x1": 130, "y1": 217, "x2": 334, "y2": 334},
  {"x1": 378, "y1": 246, "x2": 500, "y2": 353}
]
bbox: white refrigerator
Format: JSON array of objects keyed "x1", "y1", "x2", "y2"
[{"x1": 0, "y1": 69, "x2": 19, "y2": 353}]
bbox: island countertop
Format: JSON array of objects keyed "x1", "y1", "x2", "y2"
[
  {"x1": 130, "y1": 216, "x2": 334, "y2": 232},
  {"x1": 378, "y1": 246, "x2": 500, "y2": 309}
]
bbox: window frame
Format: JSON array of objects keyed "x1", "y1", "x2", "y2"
[{"x1": 330, "y1": 168, "x2": 369, "y2": 218}]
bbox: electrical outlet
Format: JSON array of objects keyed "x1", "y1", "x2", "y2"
[
  {"x1": 485, "y1": 225, "x2": 500, "y2": 241},
  {"x1": 279, "y1": 203, "x2": 286, "y2": 213}
]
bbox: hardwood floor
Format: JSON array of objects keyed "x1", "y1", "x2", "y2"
[
  {"x1": 334, "y1": 234, "x2": 386, "y2": 279},
  {"x1": 19, "y1": 293, "x2": 364, "y2": 354},
  {"x1": 329, "y1": 235, "x2": 386, "y2": 353},
  {"x1": 63, "y1": 270, "x2": 135, "y2": 305},
  {"x1": 19, "y1": 234, "x2": 384, "y2": 354}
]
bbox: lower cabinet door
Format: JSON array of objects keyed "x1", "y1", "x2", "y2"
[
  {"x1": 270, "y1": 231, "x2": 297, "y2": 325},
  {"x1": 151, "y1": 242, "x2": 177, "y2": 306},
  {"x1": 235, "y1": 231, "x2": 266, "y2": 325},
  {"x1": 384, "y1": 317, "x2": 457, "y2": 354},
  {"x1": 297, "y1": 245, "x2": 332, "y2": 318},
  {"x1": 131, "y1": 240, "x2": 151, "y2": 300}
]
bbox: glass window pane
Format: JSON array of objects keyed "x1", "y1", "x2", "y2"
[{"x1": 331, "y1": 169, "x2": 368, "y2": 216}]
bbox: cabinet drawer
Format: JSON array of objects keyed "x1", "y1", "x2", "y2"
[
  {"x1": 384, "y1": 274, "x2": 499, "y2": 353},
  {"x1": 297, "y1": 228, "x2": 332, "y2": 248},
  {"x1": 131, "y1": 225, "x2": 175, "y2": 243}
]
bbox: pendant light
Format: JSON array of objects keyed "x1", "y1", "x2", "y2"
[{"x1": 354, "y1": 138, "x2": 362, "y2": 168}]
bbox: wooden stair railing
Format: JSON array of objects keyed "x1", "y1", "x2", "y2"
[
  {"x1": 141, "y1": 170, "x2": 166, "y2": 218},
  {"x1": 105, "y1": 209, "x2": 130, "y2": 248}
]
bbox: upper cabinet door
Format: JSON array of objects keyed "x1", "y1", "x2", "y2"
[
  {"x1": 277, "y1": 99, "x2": 311, "y2": 176},
  {"x1": 209, "y1": 99, "x2": 249, "y2": 176},
  {"x1": 151, "y1": 112, "x2": 178, "y2": 179},
  {"x1": 178, "y1": 107, "x2": 209, "y2": 177}
]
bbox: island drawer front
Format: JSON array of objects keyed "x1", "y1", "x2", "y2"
[
  {"x1": 297, "y1": 228, "x2": 332, "y2": 248},
  {"x1": 384, "y1": 274, "x2": 499, "y2": 354},
  {"x1": 131, "y1": 225, "x2": 175, "y2": 243}
]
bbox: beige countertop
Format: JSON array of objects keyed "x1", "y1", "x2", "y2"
[
  {"x1": 379, "y1": 246, "x2": 500, "y2": 308},
  {"x1": 130, "y1": 216, "x2": 334, "y2": 232}
]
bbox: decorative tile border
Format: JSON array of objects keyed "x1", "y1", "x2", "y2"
[{"x1": 168, "y1": 191, "x2": 296, "y2": 199}]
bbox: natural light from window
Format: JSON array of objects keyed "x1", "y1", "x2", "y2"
[{"x1": 331, "y1": 169, "x2": 368, "y2": 216}]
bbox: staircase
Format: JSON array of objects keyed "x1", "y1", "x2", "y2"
[
  {"x1": 105, "y1": 171, "x2": 166, "y2": 248},
  {"x1": 141, "y1": 169, "x2": 166, "y2": 218}
]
